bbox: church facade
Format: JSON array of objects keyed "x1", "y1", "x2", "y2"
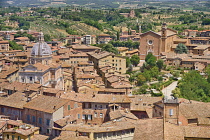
[
  {"x1": 139, "y1": 23, "x2": 178, "y2": 60},
  {"x1": 19, "y1": 32, "x2": 63, "y2": 90}
]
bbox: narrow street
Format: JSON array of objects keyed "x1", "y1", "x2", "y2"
[{"x1": 161, "y1": 81, "x2": 178, "y2": 99}]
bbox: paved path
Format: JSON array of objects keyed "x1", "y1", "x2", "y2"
[{"x1": 161, "y1": 81, "x2": 178, "y2": 99}]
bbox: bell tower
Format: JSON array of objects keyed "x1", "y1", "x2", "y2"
[
  {"x1": 163, "y1": 97, "x2": 179, "y2": 125},
  {"x1": 161, "y1": 23, "x2": 167, "y2": 52}
]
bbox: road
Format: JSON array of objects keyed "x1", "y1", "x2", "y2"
[{"x1": 161, "y1": 81, "x2": 178, "y2": 99}]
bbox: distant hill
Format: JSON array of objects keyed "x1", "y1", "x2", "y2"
[{"x1": 0, "y1": 0, "x2": 209, "y2": 8}]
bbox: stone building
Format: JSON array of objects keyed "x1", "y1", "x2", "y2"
[
  {"x1": 97, "y1": 34, "x2": 112, "y2": 44},
  {"x1": 60, "y1": 92, "x2": 131, "y2": 125},
  {"x1": 88, "y1": 51, "x2": 126, "y2": 74},
  {"x1": 139, "y1": 23, "x2": 177, "y2": 60},
  {"x1": 83, "y1": 35, "x2": 96, "y2": 45},
  {"x1": 1, "y1": 120, "x2": 48, "y2": 140},
  {"x1": 0, "y1": 41, "x2": 9, "y2": 51},
  {"x1": 120, "y1": 9, "x2": 136, "y2": 18},
  {"x1": 23, "y1": 95, "x2": 79, "y2": 136},
  {"x1": 19, "y1": 32, "x2": 63, "y2": 90}
]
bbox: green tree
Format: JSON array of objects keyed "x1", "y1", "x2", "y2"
[
  {"x1": 137, "y1": 84, "x2": 149, "y2": 94},
  {"x1": 145, "y1": 53, "x2": 157, "y2": 68},
  {"x1": 172, "y1": 71, "x2": 180, "y2": 78},
  {"x1": 44, "y1": 34, "x2": 51, "y2": 41},
  {"x1": 157, "y1": 76, "x2": 163, "y2": 81},
  {"x1": 172, "y1": 88, "x2": 181, "y2": 98},
  {"x1": 130, "y1": 55, "x2": 140, "y2": 66},
  {"x1": 205, "y1": 65, "x2": 210, "y2": 83},
  {"x1": 126, "y1": 57, "x2": 131, "y2": 67},
  {"x1": 150, "y1": 66, "x2": 159, "y2": 78},
  {"x1": 101, "y1": 44, "x2": 118, "y2": 54},
  {"x1": 116, "y1": 31, "x2": 120, "y2": 40},
  {"x1": 9, "y1": 41, "x2": 23, "y2": 50},
  {"x1": 132, "y1": 42, "x2": 140, "y2": 49},
  {"x1": 137, "y1": 74, "x2": 146, "y2": 85},
  {"x1": 14, "y1": 31, "x2": 35, "y2": 41},
  {"x1": 202, "y1": 18, "x2": 210, "y2": 25},
  {"x1": 179, "y1": 70, "x2": 210, "y2": 102},
  {"x1": 143, "y1": 70, "x2": 151, "y2": 81},
  {"x1": 156, "y1": 59, "x2": 164, "y2": 71},
  {"x1": 175, "y1": 43, "x2": 188, "y2": 54}
]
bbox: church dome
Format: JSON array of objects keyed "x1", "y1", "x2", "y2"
[{"x1": 31, "y1": 32, "x2": 52, "y2": 56}]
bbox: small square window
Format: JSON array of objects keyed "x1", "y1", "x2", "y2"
[
  {"x1": 39, "y1": 118, "x2": 42, "y2": 124},
  {"x1": 32, "y1": 116, "x2": 36, "y2": 123},
  {"x1": 94, "y1": 112, "x2": 97, "y2": 117},
  {"x1": 46, "y1": 119, "x2": 50, "y2": 126},
  {"x1": 82, "y1": 114, "x2": 85, "y2": 119},
  {"x1": 100, "y1": 113, "x2": 103, "y2": 118}
]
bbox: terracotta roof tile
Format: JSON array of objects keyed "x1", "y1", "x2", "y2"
[
  {"x1": 4, "y1": 127, "x2": 39, "y2": 136},
  {"x1": 109, "y1": 110, "x2": 138, "y2": 120},
  {"x1": 88, "y1": 51, "x2": 114, "y2": 59},
  {"x1": 179, "y1": 103, "x2": 210, "y2": 119},
  {"x1": 15, "y1": 37, "x2": 29, "y2": 40},
  {"x1": 0, "y1": 92, "x2": 27, "y2": 109},
  {"x1": 61, "y1": 93, "x2": 131, "y2": 103},
  {"x1": 133, "y1": 119, "x2": 163, "y2": 140},
  {"x1": 24, "y1": 95, "x2": 69, "y2": 113},
  {"x1": 53, "y1": 131, "x2": 89, "y2": 140}
]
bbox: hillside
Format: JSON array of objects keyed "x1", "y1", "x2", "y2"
[
  {"x1": 30, "y1": 19, "x2": 104, "y2": 38},
  {"x1": 1, "y1": 0, "x2": 210, "y2": 12}
]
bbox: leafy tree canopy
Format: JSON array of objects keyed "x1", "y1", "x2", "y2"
[
  {"x1": 130, "y1": 55, "x2": 140, "y2": 67},
  {"x1": 156, "y1": 59, "x2": 164, "y2": 71},
  {"x1": 137, "y1": 74, "x2": 146, "y2": 85},
  {"x1": 145, "y1": 53, "x2": 157, "y2": 67},
  {"x1": 9, "y1": 41, "x2": 23, "y2": 51},
  {"x1": 44, "y1": 34, "x2": 51, "y2": 42},
  {"x1": 109, "y1": 40, "x2": 139, "y2": 49},
  {"x1": 14, "y1": 31, "x2": 35, "y2": 41},
  {"x1": 126, "y1": 57, "x2": 131, "y2": 67},
  {"x1": 202, "y1": 18, "x2": 210, "y2": 25},
  {"x1": 178, "y1": 70, "x2": 210, "y2": 102},
  {"x1": 175, "y1": 43, "x2": 188, "y2": 54},
  {"x1": 98, "y1": 43, "x2": 118, "y2": 54}
]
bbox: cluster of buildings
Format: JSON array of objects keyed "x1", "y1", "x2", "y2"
[
  {"x1": 2, "y1": 88, "x2": 210, "y2": 139},
  {"x1": 0, "y1": 18, "x2": 210, "y2": 139},
  {"x1": 139, "y1": 23, "x2": 210, "y2": 72},
  {"x1": 0, "y1": 30, "x2": 138, "y2": 139},
  {"x1": 120, "y1": 10, "x2": 136, "y2": 18},
  {"x1": 63, "y1": 32, "x2": 140, "y2": 45}
]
